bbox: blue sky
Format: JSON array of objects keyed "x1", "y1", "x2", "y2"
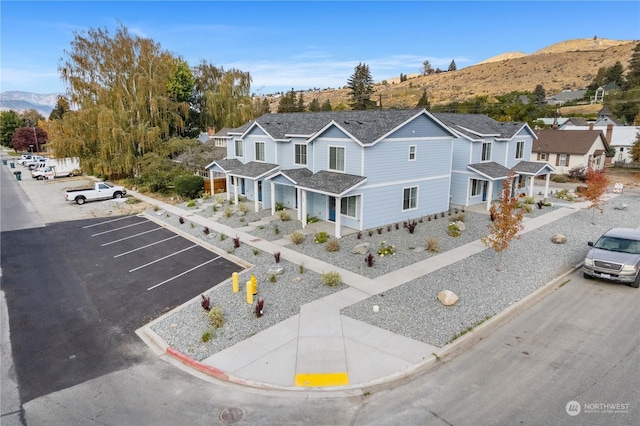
[{"x1": 1, "y1": 1, "x2": 639, "y2": 96}]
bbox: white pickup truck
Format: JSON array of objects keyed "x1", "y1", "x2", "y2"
[{"x1": 64, "y1": 182, "x2": 127, "y2": 205}]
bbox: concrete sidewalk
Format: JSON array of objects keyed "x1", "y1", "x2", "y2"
[{"x1": 135, "y1": 191, "x2": 596, "y2": 392}]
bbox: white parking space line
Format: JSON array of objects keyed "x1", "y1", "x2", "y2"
[
  {"x1": 82, "y1": 216, "x2": 134, "y2": 229},
  {"x1": 113, "y1": 235, "x2": 180, "y2": 258},
  {"x1": 147, "y1": 256, "x2": 222, "y2": 291},
  {"x1": 101, "y1": 227, "x2": 163, "y2": 246},
  {"x1": 129, "y1": 245, "x2": 198, "y2": 272},
  {"x1": 91, "y1": 220, "x2": 151, "y2": 236}
]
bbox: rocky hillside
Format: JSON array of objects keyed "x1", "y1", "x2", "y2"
[{"x1": 266, "y1": 38, "x2": 637, "y2": 111}]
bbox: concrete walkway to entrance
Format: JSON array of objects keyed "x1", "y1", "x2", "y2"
[{"x1": 136, "y1": 190, "x2": 601, "y2": 391}]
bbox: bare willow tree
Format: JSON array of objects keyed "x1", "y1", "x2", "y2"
[{"x1": 51, "y1": 24, "x2": 189, "y2": 177}]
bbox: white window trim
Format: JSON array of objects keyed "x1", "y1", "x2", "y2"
[
  {"x1": 409, "y1": 145, "x2": 417, "y2": 161},
  {"x1": 235, "y1": 139, "x2": 244, "y2": 158},
  {"x1": 328, "y1": 145, "x2": 345, "y2": 172},
  {"x1": 482, "y1": 142, "x2": 492, "y2": 162},
  {"x1": 471, "y1": 179, "x2": 483, "y2": 197},
  {"x1": 559, "y1": 153, "x2": 567, "y2": 166},
  {"x1": 340, "y1": 196, "x2": 357, "y2": 218},
  {"x1": 255, "y1": 141, "x2": 265, "y2": 162},
  {"x1": 515, "y1": 140, "x2": 525, "y2": 159},
  {"x1": 294, "y1": 143, "x2": 307, "y2": 166},
  {"x1": 402, "y1": 186, "x2": 418, "y2": 211}
]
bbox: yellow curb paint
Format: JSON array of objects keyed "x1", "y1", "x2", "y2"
[{"x1": 294, "y1": 372, "x2": 349, "y2": 387}]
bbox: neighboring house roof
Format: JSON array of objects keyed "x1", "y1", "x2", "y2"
[
  {"x1": 536, "y1": 117, "x2": 590, "y2": 128},
  {"x1": 533, "y1": 129, "x2": 609, "y2": 154},
  {"x1": 296, "y1": 170, "x2": 367, "y2": 197},
  {"x1": 206, "y1": 158, "x2": 243, "y2": 171},
  {"x1": 467, "y1": 162, "x2": 511, "y2": 180},
  {"x1": 545, "y1": 89, "x2": 587, "y2": 105},
  {"x1": 229, "y1": 109, "x2": 455, "y2": 145},
  {"x1": 228, "y1": 161, "x2": 279, "y2": 179},
  {"x1": 512, "y1": 160, "x2": 556, "y2": 175},
  {"x1": 433, "y1": 113, "x2": 530, "y2": 140}
]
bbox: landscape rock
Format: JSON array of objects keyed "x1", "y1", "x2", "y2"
[
  {"x1": 267, "y1": 265, "x2": 285, "y2": 275},
  {"x1": 551, "y1": 233, "x2": 567, "y2": 244},
  {"x1": 352, "y1": 243, "x2": 370, "y2": 255},
  {"x1": 437, "y1": 290, "x2": 459, "y2": 306}
]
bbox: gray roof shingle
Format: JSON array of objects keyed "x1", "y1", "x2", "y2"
[
  {"x1": 297, "y1": 170, "x2": 367, "y2": 196},
  {"x1": 467, "y1": 162, "x2": 511, "y2": 179},
  {"x1": 433, "y1": 113, "x2": 526, "y2": 139},
  {"x1": 229, "y1": 161, "x2": 279, "y2": 179}
]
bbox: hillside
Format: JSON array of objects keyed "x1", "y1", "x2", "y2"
[{"x1": 266, "y1": 38, "x2": 637, "y2": 111}]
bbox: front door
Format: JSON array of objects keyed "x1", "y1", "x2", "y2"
[
  {"x1": 240, "y1": 178, "x2": 246, "y2": 195},
  {"x1": 328, "y1": 196, "x2": 336, "y2": 222},
  {"x1": 482, "y1": 181, "x2": 488, "y2": 202},
  {"x1": 258, "y1": 181, "x2": 262, "y2": 202}
]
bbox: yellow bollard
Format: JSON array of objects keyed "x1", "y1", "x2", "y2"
[
  {"x1": 251, "y1": 275, "x2": 257, "y2": 295},
  {"x1": 232, "y1": 272, "x2": 239, "y2": 293},
  {"x1": 246, "y1": 281, "x2": 253, "y2": 304}
]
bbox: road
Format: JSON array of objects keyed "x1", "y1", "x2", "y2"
[{"x1": 1, "y1": 154, "x2": 638, "y2": 425}]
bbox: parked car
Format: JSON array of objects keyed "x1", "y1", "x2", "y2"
[
  {"x1": 583, "y1": 228, "x2": 640, "y2": 288},
  {"x1": 64, "y1": 182, "x2": 127, "y2": 205}
]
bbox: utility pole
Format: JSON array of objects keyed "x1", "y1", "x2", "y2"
[{"x1": 32, "y1": 127, "x2": 40, "y2": 153}]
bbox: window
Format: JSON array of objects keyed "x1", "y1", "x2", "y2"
[
  {"x1": 482, "y1": 142, "x2": 491, "y2": 161},
  {"x1": 403, "y1": 187, "x2": 417, "y2": 210},
  {"x1": 255, "y1": 142, "x2": 265, "y2": 161},
  {"x1": 471, "y1": 179, "x2": 484, "y2": 197},
  {"x1": 329, "y1": 146, "x2": 345, "y2": 171},
  {"x1": 340, "y1": 196, "x2": 356, "y2": 217},
  {"x1": 235, "y1": 140, "x2": 243, "y2": 157},
  {"x1": 558, "y1": 154, "x2": 567, "y2": 166},
  {"x1": 409, "y1": 145, "x2": 416, "y2": 161},
  {"x1": 295, "y1": 144, "x2": 307, "y2": 165},
  {"x1": 515, "y1": 141, "x2": 525, "y2": 159},
  {"x1": 537, "y1": 153, "x2": 547, "y2": 161}
]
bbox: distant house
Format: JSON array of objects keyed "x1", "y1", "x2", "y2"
[
  {"x1": 536, "y1": 116, "x2": 590, "y2": 129},
  {"x1": 198, "y1": 127, "x2": 231, "y2": 147},
  {"x1": 533, "y1": 129, "x2": 609, "y2": 174},
  {"x1": 206, "y1": 109, "x2": 554, "y2": 237},
  {"x1": 593, "y1": 105, "x2": 623, "y2": 126},
  {"x1": 545, "y1": 89, "x2": 587, "y2": 106},
  {"x1": 564, "y1": 123, "x2": 640, "y2": 164}
]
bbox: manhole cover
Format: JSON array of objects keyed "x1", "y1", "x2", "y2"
[{"x1": 219, "y1": 407, "x2": 244, "y2": 424}]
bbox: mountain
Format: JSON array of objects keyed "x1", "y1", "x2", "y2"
[
  {"x1": 0, "y1": 91, "x2": 61, "y2": 117},
  {"x1": 264, "y1": 38, "x2": 637, "y2": 111}
]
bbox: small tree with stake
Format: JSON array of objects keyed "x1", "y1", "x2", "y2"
[
  {"x1": 482, "y1": 174, "x2": 524, "y2": 271},
  {"x1": 582, "y1": 166, "x2": 609, "y2": 224}
]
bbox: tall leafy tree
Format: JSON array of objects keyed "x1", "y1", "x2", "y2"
[
  {"x1": 624, "y1": 42, "x2": 640, "y2": 89},
  {"x1": 321, "y1": 99, "x2": 332, "y2": 111},
  {"x1": 49, "y1": 96, "x2": 71, "y2": 121},
  {"x1": 297, "y1": 92, "x2": 305, "y2": 112},
  {"x1": 631, "y1": 130, "x2": 640, "y2": 162},
  {"x1": 53, "y1": 24, "x2": 187, "y2": 177},
  {"x1": 308, "y1": 98, "x2": 321, "y2": 112},
  {"x1": 533, "y1": 84, "x2": 546, "y2": 105},
  {"x1": 277, "y1": 89, "x2": 299, "y2": 113},
  {"x1": 11, "y1": 127, "x2": 48, "y2": 152},
  {"x1": 0, "y1": 111, "x2": 23, "y2": 148},
  {"x1": 448, "y1": 60, "x2": 457, "y2": 71},
  {"x1": 416, "y1": 89, "x2": 430, "y2": 108},
  {"x1": 347, "y1": 63, "x2": 375, "y2": 110},
  {"x1": 192, "y1": 61, "x2": 253, "y2": 131},
  {"x1": 421, "y1": 60, "x2": 434, "y2": 76},
  {"x1": 20, "y1": 109, "x2": 44, "y2": 127}
]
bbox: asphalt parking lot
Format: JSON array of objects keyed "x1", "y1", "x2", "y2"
[{"x1": 2, "y1": 211, "x2": 244, "y2": 403}]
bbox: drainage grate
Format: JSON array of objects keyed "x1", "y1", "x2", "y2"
[{"x1": 219, "y1": 407, "x2": 244, "y2": 424}]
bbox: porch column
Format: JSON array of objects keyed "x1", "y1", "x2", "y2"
[
  {"x1": 253, "y1": 180, "x2": 259, "y2": 212},
  {"x1": 335, "y1": 196, "x2": 342, "y2": 239},
  {"x1": 528, "y1": 176, "x2": 534, "y2": 197},
  {"x1": 296, "y1": 188, "x2": 302, "y2": 220},
  {"x1": 544, "y1": 174, "x2": 551, "y2": 198},
  {"x1": 485, "y1": 181, "x2": 494, "y2": 211},
  {"x1": 225, "y1": 174, "x2": 231, "y2": 202},
  {"x1": 208, "y1": 171, "x2": 214, "y2": 196},
  {"x1": 301, "y1": 190, "x2": 308, "y2": 229},
  {"x1": 270, "y1": 181, "x2": 276, "y2": 215},
  {"x1": 233, "y1": 176, "x2": 239, "y2": 206}
]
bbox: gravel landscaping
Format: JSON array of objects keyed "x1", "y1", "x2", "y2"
[{"x1": 149, "y1": 192, "x2": 640, "y2": 360}]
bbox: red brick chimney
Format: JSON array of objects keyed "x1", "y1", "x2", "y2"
[
  {"x1": 208, "y1": 127, "x2": 216, "y2": 136},
  {"x1": 605, "y1": 124, "x2": 613, "y2": 144},
  {"x1": 589, "y1": 123, "x2": 594, "y2": 131}
]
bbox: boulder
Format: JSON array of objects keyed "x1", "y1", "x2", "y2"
[
  {"x1": 352, "y1": 243, "x2": 370, "y2": 255},
  {"x1": 267, "y1": 265, "x2": 285, "y2": 275},
  {"x1": 551, "y1": 234, "x2": 567, "y2": 244},
  {"x1": 455, "y1": 220, "x2": 466, "y2": 231},
  {"x1": 437, "y1": 290, "x2": 458, "y2": 306}
]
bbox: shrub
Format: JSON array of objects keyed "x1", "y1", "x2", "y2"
[
  {"x1": 269, "y1": 274, "x2": 277, "y2": 283},
  {"x1": 253, "y1": 249, "x2": 260, "y2": 256},
  {"x1": 426, "y1": 237, "x2": 439, "y2": 252},
  {"x1": 306, "y1": 214, "x2": 319, "y2": 223},
  {"x1": 274, "y1": 251, "x2": 281, "y2": 263},
  {"x1": 523, "y1": 204, "x2": 534, "y2": 213},
  {"x1": 403, "y1": 219, "x2": 418, "y2": 234},
  {"x1": 178, "y1": 216, "x2": 185, "y2": 224},
  {"x1": 552, "y1": 174, "x2": 569, "y2": 183},
  {"x1": 273, "y1": 225, "x2": 280, "y2": 235},
  {"x1": 237, "y1": 203, "x2": 249, "y2": 213},
  {"x1": 223, "y1": 207, "x2": 234, "y2": 217},
  {"x1": 299, "y1": 263, "x2": 305, "y2": 274},
  {"x1": 186, "y1": 199, "x2": 197, "y2": 208},
  {"x1": 174, "y1": 174, "x2": 204, "y2": 199},
  {"x1": 377, "y1": 241, "x2": 396, "y2": 256},
  {"x1": 200, "y1": 294, "x2": 211, "y2": 311},
  {"x1": 275, "y1": 202, "x2": 285, "y2": 211},
  {"x1": 220, "y1": 233, "x2": 226, "y2": 241},
  {"x1": 208, "y1": 306, "x2": 225, "y2": 328},
  {"x1": 314, "y1": 231, "x2": 329, "y2": 243},
  {"x1": 321, "y1": 271, "x2": 342, "y2": 286},
  {"x1": 447, "y1": 222, "x2": 462, "y2": 237},
  {"x1": 290, "y1": 231, "x2": 305, "y2": 245},
  {"x1": 365, "y1": 253, "x2": 375, "y2": 267},
  {"x1": 214, "y1": 195, "x2": 225, "y2": 205},
  {"x1": 232, "y1": 235, "x2": 240, "y2": 248},
  {"x1": 567, "y1": 165, "x2": 586, "y2": 182},
  {"x1": 203, "y1": 226, "x2": 210, "y2": 235},
  {"x1": 450, "y1": 212, "x2": 466, "y2": 222},
  {"x1": 202, "y1": 330, "x2": 213, "y2": 342},
  {"x1": 278, "y1": 210, "x2": 291, "y2": 221},
  {"x1": 255, "y1": 298, "x2": 264, "y2": 317},
  {"x1": 325, "y1": 239, "x2": 340, "y2": 252},
  {"x1": 523, "y1": 195, "x2": 535, "y2": 204}
]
